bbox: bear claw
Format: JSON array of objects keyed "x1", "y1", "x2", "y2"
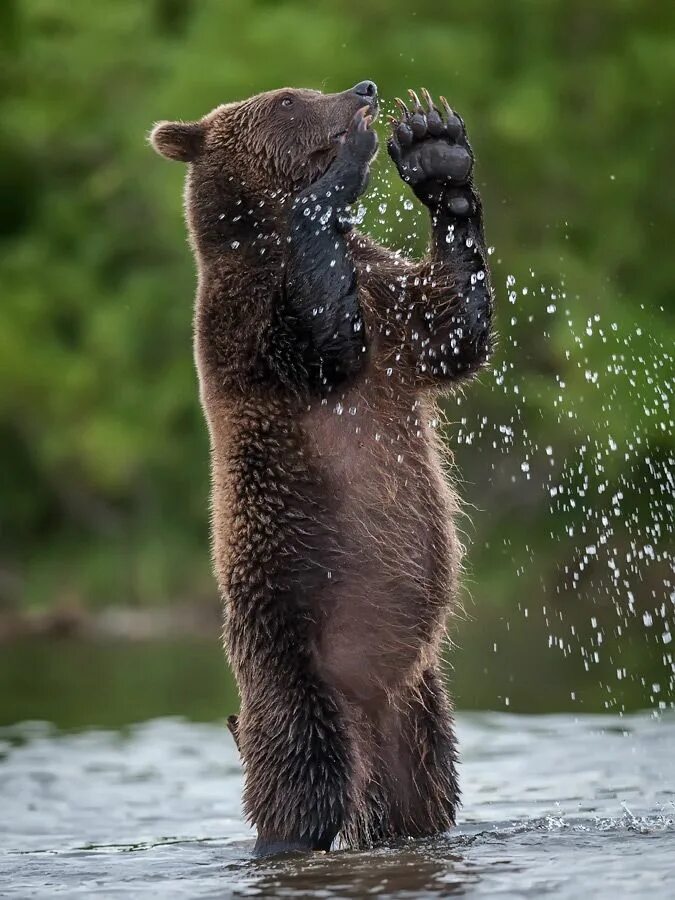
[
  {"x1": 354, "y1": 105, "x2": 373, "y2": 131},
  {"x1": 421, "y1": 88, "x2": 445, "y2": 137}
]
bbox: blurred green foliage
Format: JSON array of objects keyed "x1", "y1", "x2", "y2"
[{"x1": 0, "y1": 0, "x2": 672, "y2": 615}]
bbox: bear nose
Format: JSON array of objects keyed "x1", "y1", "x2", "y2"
[{"x1": 352, "y1": 80, "x2": 378, "y2": 100}]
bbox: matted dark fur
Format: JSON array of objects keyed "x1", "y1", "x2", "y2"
[{"x1": 150, "y1": 80, "x2": 493, "y2": 856}]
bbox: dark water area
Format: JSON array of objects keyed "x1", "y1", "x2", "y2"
[
  {"x1": 1, "y1": 618, "x2": 674, "y2": 897},
  {"x1": 1, "y1": 597, "x2": 672, "y2": 730}
]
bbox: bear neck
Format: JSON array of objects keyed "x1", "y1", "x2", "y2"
[{"x1": 187, "y1": 171, "x2": 289, "y2": 268}]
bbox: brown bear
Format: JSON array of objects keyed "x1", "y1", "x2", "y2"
[{"x1": 150, "y1": 80, "x2": 493, "y2": 856}]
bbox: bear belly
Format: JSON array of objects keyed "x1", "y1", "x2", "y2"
[{"x1": 305, "y1": 398, "x2": 459, "y2": 709}]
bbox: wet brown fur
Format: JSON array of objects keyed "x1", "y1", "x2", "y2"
[{"x1": 151, "y1": 83, "x2": 492, "y2": 853}]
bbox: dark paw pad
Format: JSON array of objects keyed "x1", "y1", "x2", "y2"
[{"x1": 388, "y1": 88, "x2": 475, "y2": 213}]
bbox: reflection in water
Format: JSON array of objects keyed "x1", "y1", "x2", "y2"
[{"x1": 234, "y1": 846, "x2": 474, "y2": 898}]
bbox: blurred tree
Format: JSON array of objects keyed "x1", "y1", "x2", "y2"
[{"x1": 0, "y1": 0, "x2": 672, "y2": 617}]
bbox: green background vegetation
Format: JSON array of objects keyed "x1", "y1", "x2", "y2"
[{"x1": 0, "y1": 0, "x2": 672, "y2": 714}]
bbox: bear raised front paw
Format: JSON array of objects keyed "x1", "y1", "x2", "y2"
[
  {"x1": 328, "y1": 105, "x2": 378, "y2": 204},
  {"x1": 388, "y1": 89, "x2": 475, "y2": 216}
]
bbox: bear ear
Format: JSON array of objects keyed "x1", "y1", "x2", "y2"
[{"x1": 149, "y1": 120, "x2": 205, "y2": 162}]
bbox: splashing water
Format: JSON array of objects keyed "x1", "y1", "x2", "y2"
[{"x1": 357, "y1": 115, "x2": 674, "y2": 713}]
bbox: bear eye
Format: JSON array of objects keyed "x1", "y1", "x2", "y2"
[{"x1": 281, "y1": 96, "x2": 293, "y2": 108}]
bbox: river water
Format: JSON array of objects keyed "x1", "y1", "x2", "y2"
[{"x1": 2, "y1": 707, "x2": 673, "y2": 898}]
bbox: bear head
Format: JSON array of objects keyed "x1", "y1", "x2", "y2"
[{"x1": 150, "y1": 81, "x2": 378, "y2": 215}]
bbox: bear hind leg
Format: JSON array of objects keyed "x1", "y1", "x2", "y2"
[
  {"x1": 238, "y1": 676, "x2": 364, "y2": 857},
  {"x1": 364, "y1": 669, "x2": 459, "y2": 844}
]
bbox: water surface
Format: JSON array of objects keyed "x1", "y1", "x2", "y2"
[{"x1": 2, "y1": 712, "x2": 673, "y2": 898}]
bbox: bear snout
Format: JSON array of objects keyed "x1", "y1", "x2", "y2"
[{"x1": 351, "y1": 80, "x2": 378, "y2": 100}]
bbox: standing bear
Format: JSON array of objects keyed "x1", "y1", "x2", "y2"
[{"x1": 151, "y1": 80, "x2": 493, "y2": 855}]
